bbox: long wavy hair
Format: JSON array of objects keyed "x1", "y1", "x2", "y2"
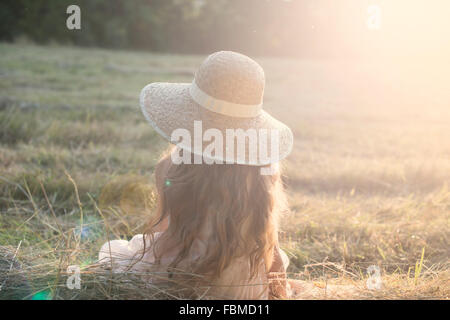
[{"x1": 144, "y1": 146, "x2": 287, "y2": 286}]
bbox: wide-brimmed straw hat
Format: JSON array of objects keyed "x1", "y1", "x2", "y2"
[{"x1": 140, "y1": 51, "x2": 293, "y2": 165}]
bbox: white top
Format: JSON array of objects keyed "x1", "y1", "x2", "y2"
[{"x1": 99, "y1": 232, "x2": 289, "y2": 299}]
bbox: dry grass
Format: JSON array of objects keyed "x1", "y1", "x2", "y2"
[{"x1": 0, "y1": 43, "x2": 448, "y2": 299}]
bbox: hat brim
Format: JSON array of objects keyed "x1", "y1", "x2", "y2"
[{"x1": 140, "y1": 82, "x2": 293, "y2": 165}]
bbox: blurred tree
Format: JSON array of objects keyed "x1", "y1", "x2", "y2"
[
  {"x1": 0, "y1": 0, "x2": 24, "y2": 41},
  {"x1": 3, "y1": 0, "x2": 435, "y2": 59}
]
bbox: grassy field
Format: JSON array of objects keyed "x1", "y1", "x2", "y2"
[{"x1": 0, "y1": 43, "x2": 448, "y2": 299}]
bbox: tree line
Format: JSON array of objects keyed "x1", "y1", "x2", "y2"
[{"x1": 0, "y1": 0, "x2": 390, "y2": 58}]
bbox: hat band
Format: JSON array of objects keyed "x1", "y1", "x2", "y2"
[{"x1": 189, "y1": 81, "x2": 262, "y2": 118}]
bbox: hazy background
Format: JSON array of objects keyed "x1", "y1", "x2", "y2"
[
  {"x1": 0, "y1": 0, "x2": 449, "y2": 299},
  {"x1": 1, "y1": 0, "x2": 450, "y2": 59}
]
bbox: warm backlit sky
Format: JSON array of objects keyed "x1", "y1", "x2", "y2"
[
  {"x1": 343, "y1": 0, "x2": 450, "y2": 58},
  {"x1": 370, "y1": 1, "x2": 449, "y2": 56},
  {"x1": 289, "y1": 0, "x2": 450, "y2": 59},
  {"x1": 219, "y1": 0, "x2": 450, "y2": 60}
]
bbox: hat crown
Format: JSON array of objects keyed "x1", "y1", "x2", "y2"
[{"x1": 194, "y1": 51, "x2": 265, "y2": 105}]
